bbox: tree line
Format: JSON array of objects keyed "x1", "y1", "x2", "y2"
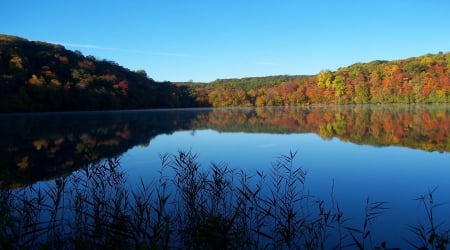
[
  {"x1": 189, "y1": 52, "x2": 450, "y2": 106},
  {"x1": 1, "y1": 34, "x2": 449, "y2": 112}
]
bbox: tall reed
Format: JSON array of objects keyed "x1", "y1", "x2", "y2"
[
  {"x1": 0, "y1": 151, "x2": 448, "y2": 249},
  {"x1": 406, "y1": 187, "x2": 450, "y2": 250}
]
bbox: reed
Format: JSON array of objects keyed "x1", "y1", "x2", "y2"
[
  {"x1": 0, "y1": 151, "x2": 448, "y2": 249},
  {"x1": 406, "y1": 187, "x2": 450, "y2": 250}
]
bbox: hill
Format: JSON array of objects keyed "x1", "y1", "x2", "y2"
[
  {"x1": 0, "y1": 34, "x2": 201, "y2": 112},
  {"x1": 1, "y1": 34, "x2": 449, "y2": 112},
  {"x1": 189, "y1": 52, "x2": 450, "y2": 106}
]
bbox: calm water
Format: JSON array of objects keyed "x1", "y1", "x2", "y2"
[{"x1": 1, "y1": 104, "x2": 450, "y2": 247}]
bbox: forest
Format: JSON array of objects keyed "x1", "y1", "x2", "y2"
[
  {"x1": 0, "y1": 34, "x2": 198, "y2": 112},
  {"x1": 1, "y1": 34, "x2": 449, "y2": 112},
  {"x1": 190, "y1": 53, "x2": 450, "y2": 107}
]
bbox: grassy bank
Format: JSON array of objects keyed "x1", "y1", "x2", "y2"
[{"x1": 0, "y1": 151, "x2": 449, "y2": 249}]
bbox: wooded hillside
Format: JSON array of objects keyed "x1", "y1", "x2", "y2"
[
  {"x1": 1, "y1": 34, "x2": 449, "y2": 112},
  {"x1": 190, "y1": 52, "x2": 450, "y2": 106},
  {"x1": 0, "y1": 34, "x2": 199, "y2": 112}
]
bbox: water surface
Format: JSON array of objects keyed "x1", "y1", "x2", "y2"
[{"x1": 1, "y1": 105, "x2": 449, "y2": 247}]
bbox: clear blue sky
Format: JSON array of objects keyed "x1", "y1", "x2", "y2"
[{"x1": 1, "y1": 1, "x2": 449, "y2": 82}]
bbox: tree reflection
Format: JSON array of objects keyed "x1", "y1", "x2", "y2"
[{"x1": 1, "y1": 105, "x2": 449, "y2": 187}]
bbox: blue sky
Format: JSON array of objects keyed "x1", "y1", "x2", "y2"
[{"x1": 1, "y1": 1, "x2": 449, "y2": 82}]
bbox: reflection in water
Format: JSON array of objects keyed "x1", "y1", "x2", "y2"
[
  {"x1": 0, "y1": 110, "x2": 199, "y2": 187},
  {"x1": 199, "y1": 104, "x2": 450, "y2": 152},
  {"x1": 1, "y1": 105, "x2": 450, "y2": 248},
  {"x1": 1, "y1": 104, "x2": 450, "y2": 187}
]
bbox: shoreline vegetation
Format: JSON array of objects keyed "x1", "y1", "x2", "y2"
[
  {"x1": 1, "y1": 34, "x2": 450, "y2": 112},
  {"x1": 1, "y1": 151, "x2": 449, "y2": 249}
]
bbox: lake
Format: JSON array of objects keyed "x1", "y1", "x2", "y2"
[{"x1": 1, "y1": 104, "x2": 450, "y2": 248}]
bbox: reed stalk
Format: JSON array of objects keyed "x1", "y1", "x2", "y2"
[{"x1": 0, "y1": 151, "x2": 448, "y2": 249}]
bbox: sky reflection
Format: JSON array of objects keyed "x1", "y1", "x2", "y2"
[{"x1": 121, "y1": 129, "x2": 450, "y2": 247}]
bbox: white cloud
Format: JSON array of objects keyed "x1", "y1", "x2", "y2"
[
  {"x1": 58, "y1": 43, "x2": 110, "y2": 50},
  {"x1": 54, "y1": 42, "x2": 195, "y2": 58}
]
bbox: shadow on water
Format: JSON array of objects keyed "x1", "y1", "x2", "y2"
[
  {"x1": 1, "y1": 150, "x2": 448, "y2": 249},
  {"x1": 1, "y1": 104, "x2": 450, "y2": 187}
]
